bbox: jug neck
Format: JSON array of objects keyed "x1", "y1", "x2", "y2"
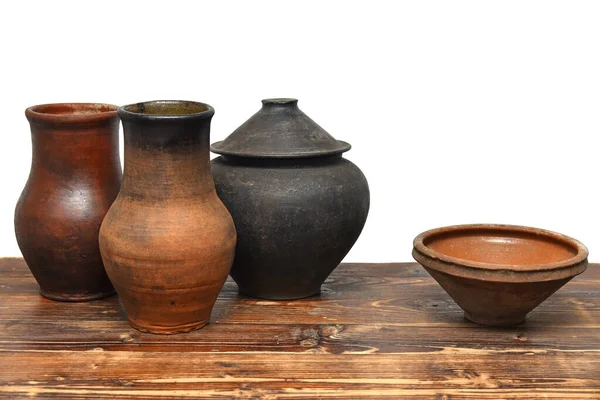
[
  {"x1": 118, "y1": 101, "x2": 216, "y2": 200},
  {"x1": 26, "y1": 103, "x2": 120, "y2": 178}
]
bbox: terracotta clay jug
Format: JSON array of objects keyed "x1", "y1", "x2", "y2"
[
  {"x1": 15, "y1": 103, "x2": 121, "y2": 301},
  {"x1": 211, "y1": 98, "x2": 370, "y2": 299},
  {"x1": 99, "y1": 100, "x2": 236, "y2": 334}
]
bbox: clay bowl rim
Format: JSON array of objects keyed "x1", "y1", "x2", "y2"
[
  {"x1": 412, "y1": 224, "x2": 589, "y2": 282},
  {"x1": 118, "y1": 100, "x2": 215, "y2": 122},
  {"x1": 25, "y1": 103, "x2": 118, "y2": 126}
]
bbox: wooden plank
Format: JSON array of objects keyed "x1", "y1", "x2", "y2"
[
  {"x1": 1, "y1": 350, "x2": 599, "y2": 398},
  {"x1": 0, "y1": 258, "x2": 599, "y2": 398}
]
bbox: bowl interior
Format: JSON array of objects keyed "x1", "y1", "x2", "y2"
[{"x1": 423, "y1": 227, "x2": 579, "y2": 266}]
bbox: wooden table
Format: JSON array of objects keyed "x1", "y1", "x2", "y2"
[{"x1": 0, "y1": 258, "x2": 598, "y2": 399}]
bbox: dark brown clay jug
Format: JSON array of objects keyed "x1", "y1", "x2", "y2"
[
  {"x1": 99, "y1": 100, "x2": 237, "y2": 334},
  {"x1": 15, "y1": 103, "x2": 121, "y2": 301}
]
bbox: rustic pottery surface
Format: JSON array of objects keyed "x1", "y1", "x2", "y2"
[
  {"x1": 211, "y1": 98, "x2": 370, "y2": 299},
  {"x1": 412, "y1": 224, "x2": 589, "y2": 326},
  {"x1": 99, "y1": 100, "x2": 236, "y2": 334},
  {"x1": 15, "y1": 103, "x2": 121, "y2": 301},
  {"x1": 8, "y1": 98, "x2": 598, "y2": 397}
]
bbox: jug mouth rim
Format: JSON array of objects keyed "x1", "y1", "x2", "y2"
[
  {"x1": 118, "y1": 100, "x2": 215, "y2": 121},
  {"x1": 26, "y1": 103, "x2": 118, "y2": 125}
]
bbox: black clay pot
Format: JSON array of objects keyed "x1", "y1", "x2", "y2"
[{"x1": 211, "y1": 98, "x2": 370, "y2": 300}]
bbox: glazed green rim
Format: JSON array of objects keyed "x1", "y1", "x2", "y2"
[{"x1": 118, "y1": 100, "x2": 215, "y2": 121}]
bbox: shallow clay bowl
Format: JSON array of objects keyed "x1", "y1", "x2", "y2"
[{"x1": 412, "y1": 224, "x2": 588, "y2": 326}]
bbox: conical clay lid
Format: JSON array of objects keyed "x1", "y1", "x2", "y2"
[{"x1": 211, "y1": 98, "x2": 351, "y2": 158}]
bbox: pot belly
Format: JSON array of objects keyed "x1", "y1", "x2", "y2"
[
  {"x1": 99, "y1": 195, "x2": 236, "y2": 333},
  {"x1": 15, "y1": 183, "x2": 117, "y2": 301},
  {"x1": 212, "y1": 157, "x2": 370, "y2": 300}
]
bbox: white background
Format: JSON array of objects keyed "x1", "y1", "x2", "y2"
[{"x1": 1, "y1": 1, "x2": 599, "y2": 262}]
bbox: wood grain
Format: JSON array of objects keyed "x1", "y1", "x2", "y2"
[{"x1": 0, "y1": 258, "x2": 598, "y2": 398}]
